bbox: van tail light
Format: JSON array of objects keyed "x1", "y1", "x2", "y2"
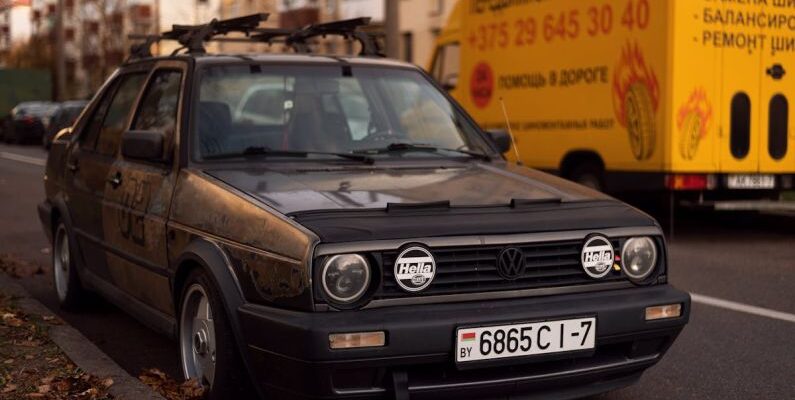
[{"x1": 665, "y1": 174, "x2": 715, "y2": 191}]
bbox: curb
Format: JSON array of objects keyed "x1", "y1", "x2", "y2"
[{"x1": 0, "y1": 273, "x2": 165, "y2": 400}]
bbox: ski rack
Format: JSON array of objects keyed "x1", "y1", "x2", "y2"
[
  {"x1": 164, "y1": 13, "x2": 270, "y2": 55},
  {"x1": 127, "y1": 13, "x2": 384, "y2": 61},
  {"x1": 251, "y1": 17, "x2": 384, "y2": 57}
]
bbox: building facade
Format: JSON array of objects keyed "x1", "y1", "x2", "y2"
[
  {"x1": 27, "y1": 0, "x2": 154, "y2": 98},
  {"x1": 217, "y1": 0, "x2": 457, "y2": 65},
  {"x1": 398, "y1": 0, "x2": 456, "y2": 65},
  {"x1": 0, "y1": 0, "x2": 33, "y2": 66}
]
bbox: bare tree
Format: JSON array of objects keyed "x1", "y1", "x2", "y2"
[{"x1": 77, "y1": 0, "x2": 128, "y2": 93}]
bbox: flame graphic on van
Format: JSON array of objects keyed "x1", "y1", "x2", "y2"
[
  {"x1": 677, "y1": 88, "x2": 713, "y2": 160},
  {"x1": 612, "y1": 42, "x2": 660, "y2": 161}
]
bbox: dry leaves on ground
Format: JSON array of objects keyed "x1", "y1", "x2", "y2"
[
  {"x1": 0, "y1": 253, "x2": 44, "y2": 279},
  {"x1": 0, "y1": 294, "x2": 113, "y2": 399},
  {"x1": 139, "y1": 368, "x2": 205, "y2": 400}
]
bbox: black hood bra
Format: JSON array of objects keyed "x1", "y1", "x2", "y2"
[{"x1": 205, "y1": 162, "x2": 655, "y2": 242}]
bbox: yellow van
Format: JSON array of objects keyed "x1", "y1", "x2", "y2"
[{"x1": 430, "y1": 0, "x2": 794, "y2": 207}]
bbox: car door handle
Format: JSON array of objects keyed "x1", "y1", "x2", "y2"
[{"x1": 107, "y1": 172, "x2": 122, "y2": 188}]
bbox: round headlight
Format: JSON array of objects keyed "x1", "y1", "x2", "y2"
[
  {"x1": 621, "y1": 237, "x2": 657, "y2": 281},
  {"x1": 321, "y1": 254, "x2": 370, "y2": 304}
]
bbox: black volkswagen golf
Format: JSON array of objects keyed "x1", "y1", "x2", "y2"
[{"x1": 38, "y1": 15, "x2": 689, "y2": 400}]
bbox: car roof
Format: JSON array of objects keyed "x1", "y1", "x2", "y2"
[
  {"x1": 17, "y1": 101, "x2": 53, "y2": 107},
  {"x1": 125, "y1": 52, "x2": 418, "y2": 70}
]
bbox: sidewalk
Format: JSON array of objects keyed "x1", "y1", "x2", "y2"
[{"x1": 0, "y1": 272, "x2": 165, "y2": 400}]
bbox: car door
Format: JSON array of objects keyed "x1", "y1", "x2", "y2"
[
  {"x1": 101, "y1": 63, "x2": 186, "y2": 316},
  {"x1": 64, "y1": 70, "x2": 148, "y2": 280}
]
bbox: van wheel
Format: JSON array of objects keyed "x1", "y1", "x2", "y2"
[
  {"x1": 52, "y1": 222, "x2": 86, "y2": 309},
  {"x1": 569, "y1": 164, "x2": 604, "y2": 192},
  {"x1": 179, "y1": 269, "x2": 252, "y2": 399}
]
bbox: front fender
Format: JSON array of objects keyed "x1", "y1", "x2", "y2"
[
  {"x1": 173, "y1": 238, "x2": 267, "y2": 396},
  {"x1": 173, "y1": 238, "x2": 246, "y2": 334}
]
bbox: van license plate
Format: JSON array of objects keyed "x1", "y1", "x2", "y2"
[
  {"x1": 726, "y1": 175, "x2": 775, "y2": 189},
  {"x1": 456, "y1": 317, "x2": 595, "y2": 363}
]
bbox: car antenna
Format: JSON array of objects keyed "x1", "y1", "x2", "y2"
[{"x1": 499, "y1": 97, "x2": 522, "y2": 165}]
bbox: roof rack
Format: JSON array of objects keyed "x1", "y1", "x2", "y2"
[
  {"x1": 127, "y1": 13, "x2": 384, "y2": 61},
  {"x1": 251, "y1": 17, "x2": 384, "y2": 56},
  {"x1": 164, "y1": 13, "x2": 269, "y2": 54}
]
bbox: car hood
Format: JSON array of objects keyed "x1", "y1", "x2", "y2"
[
  {"x1": 205, "y1": 162, "x2": 611, "y2": 214},
  {"x1": 204, "y1": 162, "x2": 657, "y2": 242}
]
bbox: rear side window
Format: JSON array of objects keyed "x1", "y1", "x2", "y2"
[
  {"x1": 730, "y1": 92, "x2": 751, "y2": 159},
  {"x1": 95, "y1": 73, "x2": 148, "y2": 156},
  {"x1": 132, "y1": 70, "x2": 183, "y2": 140},
  {"x1": 768, "y1": 94, "x2": 788, "y2": 160}
]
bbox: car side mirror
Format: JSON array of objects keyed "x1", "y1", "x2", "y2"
[
  {"x1": 486, "y1": 129, "x2": 512, "y2": 154},
  {"x1": 441, "y1": 74, "x2": 458, "y2": 91},
  {"x1": 121, "y1": 130, "x2": 165, "y2": 162},
  {"x1": 54, "y1": 127, "x2": 73, "y2": 142}
]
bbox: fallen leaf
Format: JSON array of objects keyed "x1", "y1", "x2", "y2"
[
  {"x1": 101, "y1": 377, "x2": 113, "y2": 388},
  {"x1": 2, "y1": 313, "x2": 23, "y2": 327},
  {"x1": 1, "y1": 383, "x2": 17, "y2": 393}
]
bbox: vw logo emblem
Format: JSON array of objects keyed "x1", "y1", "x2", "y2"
[{"x1": 497, "y1": 247, "x2": 525, "y2": 280}]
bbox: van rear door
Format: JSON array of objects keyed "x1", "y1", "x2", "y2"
[
  {"x1": 758, "y1": 4, "x2": 794, "y2": 173},
  {"x1": 714, "y1": 2, "x2": 763, "y2": 173}
]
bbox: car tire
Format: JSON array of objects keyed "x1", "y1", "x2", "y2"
[
  {"x1": 569, "y1": 164, "x2": 605, "y2": 192},
  {"x1": 179, "y1": 269, "x2": 253, "y2": 399},
  {"x1": 52, "y1": 221, "x2": 87, "y2": 309}
]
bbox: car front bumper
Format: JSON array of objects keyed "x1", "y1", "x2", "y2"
[{"x1": 238, "y1": 285, "x2": 690, "y2": 399}]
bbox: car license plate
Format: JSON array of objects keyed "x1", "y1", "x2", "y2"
[
  {"x1": 726, "y1": 174, "x2": 775, "y2": 189},
  {"x1": 456, "y1": 317, "x2": 595, "y2": 363}
]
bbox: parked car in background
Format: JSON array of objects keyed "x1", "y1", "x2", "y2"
[
  {"x1": 0, "y1": 68, "x2": 53, "y2": 140},
  {"x1": 42, "y1": 101, "x2": 89, "y2": 149},
  {"x1": 3, "y1": 101, "x2": 57, "y2": 144}
]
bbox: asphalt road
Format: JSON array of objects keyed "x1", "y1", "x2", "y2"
[{"x1": 0, "y1": 143, "x2": 793, "y2": 399}]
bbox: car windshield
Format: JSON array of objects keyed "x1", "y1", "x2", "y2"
[{"x1": 194, "y1": 64, "x2": 490, "y2": 161}]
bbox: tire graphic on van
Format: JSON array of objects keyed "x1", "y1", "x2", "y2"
[
  {"x1": 612, "y1": 42, "x2": 660, "y2": 161},
  {"x1": 676, "y1": 88, "x2": 713, "y2": 161},
  {"x1": 679, "y1": 112, "x2": 702, "y2": 160},
  {"x1": 624, "y1": 83, "x2": 656, "y2": 161}
]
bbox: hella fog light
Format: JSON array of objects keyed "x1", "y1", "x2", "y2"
[
  {"x1": 621, "y1": 237, "x2": 657, "y2": 281},
  {"x1": 321, "y1": 254, "x2": 370, "y2": 304},
  {"x1": 645, "y1": 304, "x2": 682, "y2": 321},
  {"x1": 329, "y1": 331, "x2": 386, "y2": 349}
]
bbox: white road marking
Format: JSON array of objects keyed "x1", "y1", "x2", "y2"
[
  {"x1": 691, "y1": 293, "x2": 795, "y2": 324},
  {"x1": 0, "y1": 151, "x2": 46, "y2": 167}
]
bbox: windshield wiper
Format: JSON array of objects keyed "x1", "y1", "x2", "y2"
[
  {"x1": 204, "y1": 146, "x2": 374, "y2": 164},
  {"x1": 353, "y1": 143, "x2": 492, "y2": 161}
]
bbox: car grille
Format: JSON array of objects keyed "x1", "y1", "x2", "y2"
[{"x1": 376, "y1": 239, "x2": 625, "y2": 299}]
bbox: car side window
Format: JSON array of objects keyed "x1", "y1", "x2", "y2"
[
  {"x1": 132, "y1": 70, "x2": 183, "y2": 142},
  {"x1": 79, "y1": 80, "x2": 121, "y2": 150},
  {"x1": 432, "y1": 42, "x2": 460, "y2": 90},
  {"x1": 94, "y1": 73, "x2": 148, "y2": 156}
]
